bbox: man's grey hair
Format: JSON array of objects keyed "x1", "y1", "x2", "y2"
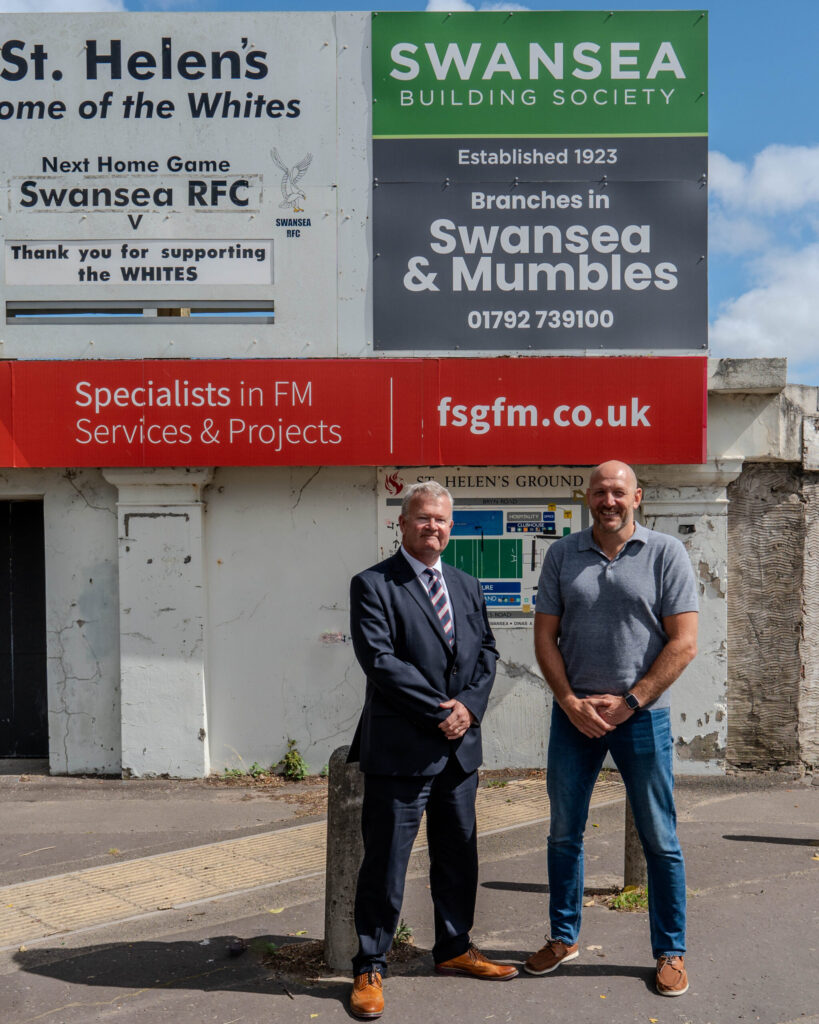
[{"x1": 401, "y1": 481, "x2": 454, "y2": 516}]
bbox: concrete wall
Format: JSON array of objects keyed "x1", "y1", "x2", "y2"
[
  {"x1": 203, "y1": 465, "x2": 373, "y2": 774},
  {"x1": 725, "y1": 462, "x2": 819, "y2": 771},
  {"x1": 200, "y1": 465, "x2": 550, "y2": 774},
  {"x1": 727, "y1": 464, "x2": 803, "y2": 768},
  {"x1": 640, "y1": 472, "x2": 730, "y2": 774},
  {"x1": 104, "y1": 469, "x2": 213, "y2": 778},
  {"x1": 0, "y1": 468, "x2": 120, "y2": 774},
  {"x1": 800, "y1": 476, "x2": 819, "y2": 766},
  {"x1": 11, "y1": 358, "x2": 819, "y2": 778}
]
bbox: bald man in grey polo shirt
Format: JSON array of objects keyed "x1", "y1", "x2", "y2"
[{"x1": 524, "y1": 461, "x2": 698, "y2": 998}]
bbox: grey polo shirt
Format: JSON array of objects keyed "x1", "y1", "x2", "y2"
[{"x1": 535, "y1": 522, "x2": 699, "y2": 710}]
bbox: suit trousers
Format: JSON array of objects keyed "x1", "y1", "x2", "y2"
[{"x1": 352, "y1": 755, "x2": 479, "y2": 975}]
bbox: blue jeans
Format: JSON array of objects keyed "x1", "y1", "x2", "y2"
[{"x1": 546, "y1": 702, "x2": 686, "y2": 958}]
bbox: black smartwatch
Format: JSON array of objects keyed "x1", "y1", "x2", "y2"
[{"x1": 623, "y1": 691, "x2": 641, "y2": 712}]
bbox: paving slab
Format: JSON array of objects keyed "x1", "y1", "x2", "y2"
[
  {"x1": 0, "y1": 772, "x2": 310, "y2": 885},
  {"x1": 0, "y1": 772, "x2": 817, "y2": 1024},
  {"x1": 0, "y1": 777, "x2": 625, "y2": 950}
]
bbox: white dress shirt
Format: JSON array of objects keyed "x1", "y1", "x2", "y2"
[{"x1": 400, "y1": 546, "x2": 455, "y2": 640}]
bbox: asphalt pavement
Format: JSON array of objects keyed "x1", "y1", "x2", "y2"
[{"x1": 1, "y1": 763, "x2": 818, "y2": 1024}]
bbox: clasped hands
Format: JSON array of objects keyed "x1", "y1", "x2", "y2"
[
  {"x1": 564, "y1": 692, "x2": 634, "y2": 739},
  {"x1": 438, "y1": 698, "x2": 475, "y2": 740}
]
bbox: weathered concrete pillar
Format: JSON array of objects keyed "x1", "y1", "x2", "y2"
[
  {"x1": 103, "y1": 468, "x2": 213, "y2": 778},
  {"x1": 623, "y1": 798, "x2": 647, "y2": 888},
  {"x1": 798, "y1": 432, "x2": 819, "y2": 767},
  {"x1": 324, "y1": 745, "x2": 364, "y2": 970}
]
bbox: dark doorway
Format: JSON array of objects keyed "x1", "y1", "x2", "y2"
[{"x1": 0, "y1": 501, "x2": 48, "y2": 758}]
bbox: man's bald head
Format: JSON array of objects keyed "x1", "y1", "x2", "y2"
[
  {"x1": 586, "y1": 461, "x2": 642, "y2": 544},
  {"x1": 589, "y1": 461, "x2": 638, "y2": 491}
]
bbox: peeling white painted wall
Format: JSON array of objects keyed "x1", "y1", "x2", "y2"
[
  {"x1": 642, "y1": 505, "x2": 728, "y2": 775},
  {"x1": 196, "y1": 461, "x2": 740, "y2": 776},
  {"x1": 0, "y1": 468, "x2": 120, "y2": 774},
  {"x1": 47, "y1": 471, "x2": 120, "y2": 774},
  {"x1": 106, "y1": 469, "x2": 212, "y2": 779},
  {"x1": 200, "y1": 466, "x2": 551, "y2": 773},
  {"x1": 9, "y1": 359, "x2": 819, "y2": 778},
  {"x1": 482, "y1": 646, "x2": 551, "y2": 770},
  {"x1": 203, "y1": 466, "x2": 374, "y2": 774}
]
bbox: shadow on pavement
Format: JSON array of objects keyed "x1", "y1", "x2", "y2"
[
  {"x1": 14, "y1": 939, "x2": 653, "y2": 990},
  {"x1": 482, "y1": 881, "x2": 618, "y2": 896},
  {"x1": 482, "y1": 880, "x2": 548, "y2": 894},
  {"x1": 723, "y1": 834, "x2": 819, "y2": 846},
  {"x1": 13, "y1": 935, "x2": 323, "y2": 997},
  {"x1": 12, "y1": 936, "x2": 666, "y2": 1018},
  {"x1": 13, "y1": 934, "x2": 444, "y2": 1004},
  {"x1": 537, "y1": 962, "x2": 654, "y2": 992}
]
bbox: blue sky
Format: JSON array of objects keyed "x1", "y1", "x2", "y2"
[{"x1": 4, "y1": 0, "x2": 819, "y2": 382}]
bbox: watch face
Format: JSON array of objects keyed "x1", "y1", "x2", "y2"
[{"x1": 625, "y1": 694, "x2": 640, "y2": 710}]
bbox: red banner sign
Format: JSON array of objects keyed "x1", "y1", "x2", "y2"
[{"x1": 0, "y1": 357, "x2": 706, "y2": 467}]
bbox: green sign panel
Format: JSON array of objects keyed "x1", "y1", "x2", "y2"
[{"x1": 372, "y1": 10, "x2": 707, "y2": 138}]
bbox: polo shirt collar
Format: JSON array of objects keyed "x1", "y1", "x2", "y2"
[{"x1": 580, "y1": 520, "x2": 649, "y2": 555}]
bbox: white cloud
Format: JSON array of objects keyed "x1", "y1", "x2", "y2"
[
  {"x1": 426, "y1": 1, "x2": 531, "y2": 11},
  {"x1": 708, "y1": 151, "x2": 747, "y2": 203},
  {"x1": 0, "y1": 0, "x2": 124, "y2": 9},
  {"x1": 708, "y1": 144, "x2": 819, "y2": 381},
  {"x1": 710, "y1": 144, "x2": 819, "y2": 213},
  {"x1": 426, "y1": 1, "x2": 476, "y2": 10},
  {"x1": 709, "y1": 209, "x2": 771, "y2": 256},
  {"x1": 135, "y1": 0, "x2": 197, "y2": 8},
  {"x1": 710, "y1": 244, "x2": 819, "y2": 378}
]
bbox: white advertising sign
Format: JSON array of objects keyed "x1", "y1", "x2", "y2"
[
  {"x1": 5, "y1": 240, "x2": 273, "y2": 286},
  {"x1": 1, "y1": 13, "x2": 337, "y2": 346}
]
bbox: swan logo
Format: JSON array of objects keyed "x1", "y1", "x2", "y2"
[{"x1": 271, "y1": 149, "x2": 313, "y2": 212}]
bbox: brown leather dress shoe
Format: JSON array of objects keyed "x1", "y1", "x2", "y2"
[
  {"x1": 350, "y1": 970, "x2": 384, "y2": 1019},
  {"x1": 435, "y1": 945, "x2": 519, "y2": 980}
]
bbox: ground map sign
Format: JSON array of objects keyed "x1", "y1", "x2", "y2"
[
  {"x1": 379, "y1": 466, "x2": 591, "y2": 628},
  {"x1": 372, "y1": 10, "x2": 708, "y2": 352}
]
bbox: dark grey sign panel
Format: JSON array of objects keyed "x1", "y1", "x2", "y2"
[
  {"x1": 373, "y1": 169, "x2": 706, "y2": 352},
  {"x1": 374, "y1": 137, "x2": 707, "y2": 185}
]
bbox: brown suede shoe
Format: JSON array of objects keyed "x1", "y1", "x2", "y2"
[
  {"x1": 350, "y1": 970, "x2": 384, "y2": 1019},
  {"x1": 656, "y1": 955, "x2": 689, "y2": 996},
  {"x1": 524, "y1": 938, "x2": 580, "y2": 975},
  {"x1": 435, "y1": 945, "x2": 519, "y2": 980}
]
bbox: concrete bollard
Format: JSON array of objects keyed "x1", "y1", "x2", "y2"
[
  {"x1": 323, "y1": 745, "x2": 365, "y2": 971},
  {"x1": 623, "y1": 797, "x2": 648, "y2": 888}
]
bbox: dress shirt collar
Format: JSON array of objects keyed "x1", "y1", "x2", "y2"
[{"x1": 400, "y1": 545, "x2": 444, "y2": 578}]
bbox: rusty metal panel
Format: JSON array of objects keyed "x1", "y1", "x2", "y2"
[{"x1": 727, "y1": 464, "x2": 802, "y2": 767}]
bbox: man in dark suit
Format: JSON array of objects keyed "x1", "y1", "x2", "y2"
[{"x1": 347, "y1": 481, "x2": 517, "y2": 1020}]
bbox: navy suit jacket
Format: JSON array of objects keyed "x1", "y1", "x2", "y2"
[{"x1": 348, "y1": 550, "x2": 498, "y2": 775}]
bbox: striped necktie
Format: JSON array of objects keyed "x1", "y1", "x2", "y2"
[{"x1": 424, "y1": 568, "x2": 454, "y2": 646}]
